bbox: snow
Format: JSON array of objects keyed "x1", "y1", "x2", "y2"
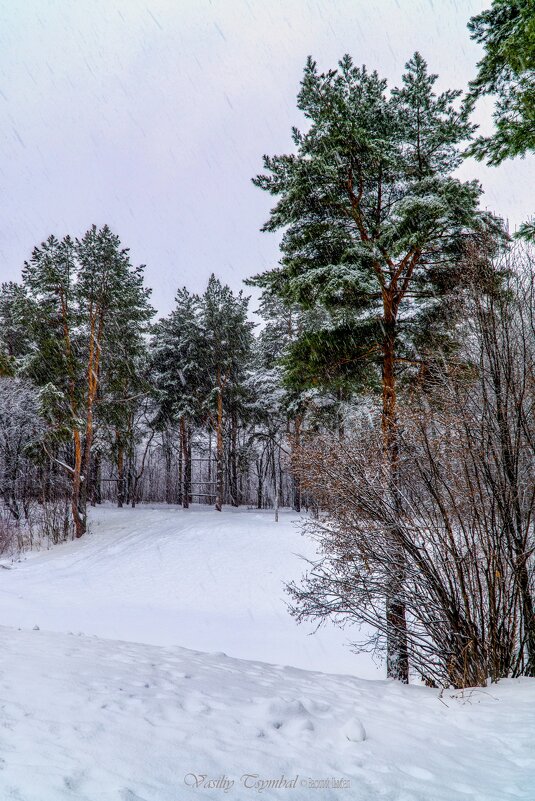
[
  {"x1": 0, "y1": 627, "x2": 534, "y2": 800},
  {"x1": 0, "y1": 504, "x2": 377, "y2": 677},
  {"x1": 0, "y1": 505, "x2": 533, "y2": 800}
]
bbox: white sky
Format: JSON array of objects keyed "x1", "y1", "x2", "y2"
[{"x1": 0, "y1": 0, "x2": 532, "y2": 316}]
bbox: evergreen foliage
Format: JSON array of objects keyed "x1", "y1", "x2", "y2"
[
  {"x1": 467, "y1": 0, "x2": 535, "y2": 164},
  {"x1": 152, "y1": 276, "x2": 254, "y2": 510},
  {"x1": 250, "y1": 52, "x2": 503, "y2": 399}
]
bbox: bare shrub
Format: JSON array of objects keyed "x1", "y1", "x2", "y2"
[
  {"x1": 288, "y1": 250, "x2": 535, "y2": 687},
  {"x1": 27, "y1": 499, "x2": 73, "y2": 547},
  {"x1": 0, "y1": 516, "x2": 20, "y2": 556}
]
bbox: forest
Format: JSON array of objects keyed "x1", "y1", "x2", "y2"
[{"x1": 0, "y1": 0, "x2": 534, "y2": 695}]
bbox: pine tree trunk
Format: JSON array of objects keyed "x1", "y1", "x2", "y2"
[
  {"x1": 79, "y1": 308, "x2": 102, "y2": 531},
  {"x1": 130, "y1": 447, "x2": 138, "y2": 508},
  {"x1": 186, "y1": 429, "x2": 192, "y2": 505},
  {"x1": 230, "y1": 410, "x2": 239, "y2": 507},
  {"x1": 207, "y1": 429, "x2": 213, "y2": 505},
  {"x1": 382, "y1": 308, "x2": 409, "y2": 683},
  {"x1": 96, "y1": 454, "x2": 102, "y2": 504},
  {"x1": 126, "y1": 453, "x2": 134, "y2": 505},
  {"x1": 71, "y1": 428, "x2": 86, "y2": 538},
  {"x1": 273, "y1": 446, "x2": 279, "y2": 523},
  {"x1": 257, "y1": 454, "x2": 264, "y2": 509},
  {"x1": 117, "y1": 434, "x2": 125, "y2": 508},
  {"x1": 164, "y1": 430, "x2": 173, "y2": 505},
  {"x1": 178, "y1": 431, "x2": 183, "y2": 506},
  {"x1": 180, "y1": 418, "x2": 189, "y2": 509},
  {"x1": 215, "y1": 372, "x2": 224, "y2": 512},
  {"x1": 291, "y1": 415, "x2": 302, "y2": 513},
  {"x1": 90, "y1": 452, "x2": 101, "y2": 506}
]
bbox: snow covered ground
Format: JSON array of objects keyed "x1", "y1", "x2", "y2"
[
  {"x1": 0, "y1": 504, "x2": 378, "y2": 677},
  {"x1": 0, "y1": 628, "x2": 534, "y2": 801},
  {"x1": 0, "y1": 505, "x2": 533, "y2": 800}
]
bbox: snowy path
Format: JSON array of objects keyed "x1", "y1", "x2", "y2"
[
  {"x1": 0, "y1": 627, "x2": 533, "y2": 801},
  {"x1": 0, "y1": 504, "x2": 379, "y2": 676}
]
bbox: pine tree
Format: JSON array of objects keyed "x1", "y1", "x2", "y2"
[
  {"x1": 250, "y1": 52, "x2": 504, "y2": 681},
  {"x1": 200, "y1": 276, "x2": 254, "y2": 511},
  {"x1": 152, "y1": 278, "x2": 255, "y2": 511},
  {"x1": 21, "y1": 226, "x2": 153, "y2": 536},
  {"x1": 151, "y1": 287, "x2": 207, "y2": 508},
  {"x1": 467, "y1": 0, "x2": 535, "y2": 164},
  {"x1": 76, "y1": 226, "x2": 154, "y2": 515}
]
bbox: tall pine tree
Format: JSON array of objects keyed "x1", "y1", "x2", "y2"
[
  {"x1": 250, "y1": 52, "x2": 504, "y2": 681},
  {"x1": 201, "y1": 276, "x2": 254, "y2": 511},
  {"x1": 151, "y1": 287, "x2": 207, "y2": 508},
  {"x1": 21, "y1": 226, "x2": 153, "y2": 536}
]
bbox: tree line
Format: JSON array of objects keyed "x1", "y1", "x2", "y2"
[{"x1": 0, "y1": 230, "x2": 308, "y2": 540}]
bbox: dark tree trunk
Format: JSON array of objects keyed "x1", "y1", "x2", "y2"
[
  {"x1": 116, "y1": 433, "x2": 125, "y2": 508},
  {"x1": 382, "y1": 309, "x2": 409, "y2": 683},
  {"x1": 215, "y1": 373, "x2": 224, "y2": 512},
  {"x1": 72, "y1": 428, "x2": 86, "y2": 538},
  {"x1": 256, "y1": 453, "x2": 264, "y2": 509},
  {"x1": 164, "y1": 430, "x2": 173, "y2": 505},
  {"x1": 207, "y1": 429, "x2": 213, "y2": 505},
  {"x1": 186, "y1": 429, "x2": 192, "y2": 505},
  {"x1": 180, "y1": 418, "x2": 189, "y2": 509},
  {"x1": 230, "y1": 410, "x2": 239, "y2": 507},
  {"x1": 292, "y1": 416, "x2": 302, "y2": 512},
  {"x1": 273, "y1": 446, "x2": 279, "y2": 523},
  {"x1": 90, "y1": 452, "x2": 101, "y2": 507},
  {"x1": 177, "y1": 430, "x2": 183, "y2": 505}
]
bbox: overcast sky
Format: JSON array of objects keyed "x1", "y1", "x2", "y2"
[{"x1": 0, "y1": 0, "x2": 532, "y2": 316}]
